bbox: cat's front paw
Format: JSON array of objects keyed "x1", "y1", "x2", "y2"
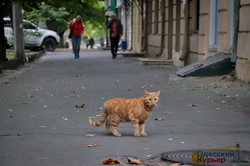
[
  {"x1": 113, "y1": 133, "x2": 122, "y2": 137},
  {"x1": 140, "y1": 132, "x2": 147, "y2": 137},
  {"x1": 134, "y1": 133, "x2": 140, "y2": 137}
]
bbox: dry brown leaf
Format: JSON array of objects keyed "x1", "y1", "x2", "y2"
[
  {"x1": 75, "y1": 104, "x2": 86, "y2": 108},
  {"x1": 82, "y1": 144, "x2": 98, "y2": 148},
  {"x1": 22, "y1": 102, "x2": 32, "y2": 104},
  {"x1": 188, "y1": 104, "x2": 199, "y2": 107},
  {"x1": 126, "y1": 87, "x2": 132, "y2": 91},
  {"x1": 96, "y1": 114, "x2": 102, "y2": 117},
  {"x1": 155, "y1": 117, "x2": 164, "y2": 121},
  {"x1": 1, "y1": 81, "x2": 11, "y2": 85},
  {"x1": 169, "y1": 163, "x2": 181, "y2": 166},
  {"x1": 128, "y1": 158, "x2": 142, "y2": 165},
  {"x1": 5, "y1": 115, "x2": 13, "y2": 119},
  {"x1": 85, "y1": 134, "x2": 95, "y2": 137},
  {"x1": 101, "y1": 158, "x2": 120, "y2": 165},
  {"x1": 150, "y1": 159, "x2": 157, "y2": 162},
  {"x1": 17, "y1": 133, "x2": 24, "y2": 136}
]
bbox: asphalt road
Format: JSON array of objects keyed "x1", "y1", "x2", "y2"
[{"x1": 0, "y1": 49, "x2": 250, "y2": 166}]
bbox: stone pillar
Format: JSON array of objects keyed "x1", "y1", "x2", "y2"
[{"x1": 236, "y1": 1, "x2": 250, "y2": 83}]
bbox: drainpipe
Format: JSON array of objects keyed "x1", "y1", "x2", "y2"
[
  {"x1": 130, "y1": 1, "x2": 134, "y2": 51},
  {"x1": 179, "y1": 0, "x2": 190, "y2": 61},
  {"x1": 231, "y1": 0, "x2": 240, "y2": 63},
  {"x1": 141, "y1": 0, "x2": 148, "y2": 52},
  {"x1": 156, "y1": 0, "x2": 166, "y2": 57}
]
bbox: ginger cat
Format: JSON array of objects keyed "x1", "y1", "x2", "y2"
[{"x1": 89, "y1": 90, "x2": 160, "y2": 137}]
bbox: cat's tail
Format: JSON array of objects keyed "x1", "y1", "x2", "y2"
[{"x1": 89, "y1": 112, "x2": 108, "y2": 127}]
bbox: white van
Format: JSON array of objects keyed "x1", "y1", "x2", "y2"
[{"x1": 4, "y1": 17, "x2": 60, "y2": 51}]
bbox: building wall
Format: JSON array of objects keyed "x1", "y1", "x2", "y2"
[{"x1": 236, "y1": 0, "x2": 250, "y2": 82}]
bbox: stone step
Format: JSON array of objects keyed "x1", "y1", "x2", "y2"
[
  {"x1": 117, "y1": 52, "x2": 145, "y2": 57},
  {"x1": 137, "y1": 58, "x2": 173, "y2": 65}
]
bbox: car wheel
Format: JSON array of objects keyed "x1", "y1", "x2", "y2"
[{"x1": 42, "y1": 38, "x2": 57, "y2": 52}]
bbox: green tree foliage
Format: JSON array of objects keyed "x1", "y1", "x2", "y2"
[{"x1": 23, "y1": 4, "x2": 69, "y2": 34}]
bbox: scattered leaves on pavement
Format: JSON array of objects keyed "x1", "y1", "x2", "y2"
[
  {"x1": 127, "y1": 157, "x2": 142, "y2": 165},
  {"x1": 75, "y1": 104, "x2": 86, "y2": 108},
  {"x1": 82, "y1": 144, "x2": 98, "y2": 148},
  {"x1": 100, "y1": 158, "x2": 120, "y2": 165}
]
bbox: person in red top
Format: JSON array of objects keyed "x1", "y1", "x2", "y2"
[{"x1": 68, "y1": 15, "x2": 84, "y2": 59}]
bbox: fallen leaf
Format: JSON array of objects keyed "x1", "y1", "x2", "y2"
[
  {"x1": 82, "y1": 144, "x2": 98, "y2": 148},
  {"x1": 5, "y1": 115, "x2": 13, "y2": 119},
  {"x1": 155, "y1": 118, "x2": 164, "y2": 121},
  {"x1": 61, "y1": 117, "x2": 68, "y2": 121},
  {"x1": 209, "y1": 98, "x2": 217, "y2": 102},
  {"x1": 96, "y1": 114, "x2": 102, "y2": 117},
  {"x1": 22, "y1": 102, "x2": 32, "y2": 104},
  {"x1": 126, "y1": 87, "x2": 132, "y2": 91},
  {"x1": 1, "y1": 81, "x2": 11, "y2": 85},
  {"x1": 75, "y1": 104, "x2": 85, "y2": 108},
  {"x1": 71, "y1": 90, "x2": 79, "y2": 94},
  {"x1": 169, "y1": 163, "x2": 181, "y2": 166},
  {"x1": 17, "y1": 133, "x2": 24, "y2": 136},
  {"x1": 128, "y1": 157, "x2": 142, "y2": 165},
  {"x1": 8, "y1": 109, "x2": 13, "y2": 112},
  {"x1": 150, "y1": 159, "x2": 157, "y2": 162},
  {"x1": 100, "y1": 158, "x2": 120, "y2": 165},
  {"x1": 85, "y1": 134, "x2": 95, "y2": 137},
  {"x1": 188, "y1": 104, "x2": 199, "y2": 107}
]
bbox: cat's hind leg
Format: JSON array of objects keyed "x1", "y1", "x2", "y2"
[
  {"x1": 105, "y1": 116, "x2": 112, "y2": 135},
  {"x1": 110, "y1": 115, "x2": 122, "y2": 137}
]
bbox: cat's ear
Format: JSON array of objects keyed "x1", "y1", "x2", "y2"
[
  {"x1": 156, "y1": 90, "x2": 161, "y2": 96},
  {"x1": 144, "y1": 90, "x2": 149, "y2": 96}
]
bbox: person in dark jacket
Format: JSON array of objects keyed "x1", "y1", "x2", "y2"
[
  {"x1": 89, "y1": 37, "x2": 95, "y2": 49},
  {"x1": 107, "y1": 12, "x2": 123, "y2": 59}
]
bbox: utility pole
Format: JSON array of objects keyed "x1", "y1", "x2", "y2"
[{"x1": 12, "y1": 2, "x2": 24, "y2": 60}]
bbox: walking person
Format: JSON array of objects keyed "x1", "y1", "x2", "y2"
[
  {"x1": 68, "y1": 15, "x2": 84, "y2": 59},
  {"x1": 107, "y1": 12, "x2": 123, "y2": 59},
  {"x1": 89, "y1": 37, "x2": 95, "y2": 49}
]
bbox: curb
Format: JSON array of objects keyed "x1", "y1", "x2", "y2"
[{"x1": 0, "y1": 49, "x2": 46, "y2": 73}]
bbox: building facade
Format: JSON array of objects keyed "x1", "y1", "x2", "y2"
[{"x1": 105, "y1": 0, "x2": 250, "y2": 83}]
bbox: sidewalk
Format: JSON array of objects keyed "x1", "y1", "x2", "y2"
[{"x1": 0, "y1": 50, "x2": 249, "y2": 166}]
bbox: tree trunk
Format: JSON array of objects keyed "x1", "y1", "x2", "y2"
[{"x1": 0, "y1": 0, "x2": 7, "y2": 62}]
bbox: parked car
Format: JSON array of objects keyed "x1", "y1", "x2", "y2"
[{"x1": 4, "y1": 17, "x2": 60, "y2": 51}]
